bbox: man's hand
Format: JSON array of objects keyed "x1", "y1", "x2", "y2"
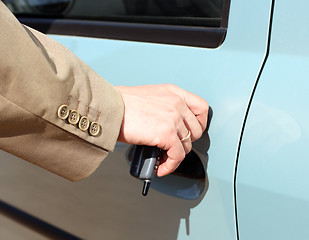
[{"x1": 115, "y1": 84, "x2": 209, "y2": 177}]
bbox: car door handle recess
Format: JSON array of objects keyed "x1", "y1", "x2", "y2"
[{"x1": 128, "y1": 146, "x2": 206, "y2": 200}]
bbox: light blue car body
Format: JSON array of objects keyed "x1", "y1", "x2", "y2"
[
  {"x1": 1, "y1": 0, "x2": 308, "y2": 239},
  {"x1": 237, "y1": 0, "x2": 309, "y2": 239}
]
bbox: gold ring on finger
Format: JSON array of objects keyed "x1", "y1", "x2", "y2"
[{"x1": 180, "y1": 130, "x2": 191, "y2": 142}]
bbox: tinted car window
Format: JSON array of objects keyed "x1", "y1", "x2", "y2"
[
  {"x1": 3, "y1": 0, "x2": 230, "y2": 48},
  {"x1": 4, "y1": 0, "x2": 225, "y2": 27}
]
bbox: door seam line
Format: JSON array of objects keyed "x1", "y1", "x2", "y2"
[{"x1": 233, "y1": 0, "x2": 276, "y2": 239}]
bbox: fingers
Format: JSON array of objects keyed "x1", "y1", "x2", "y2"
[
  {"x1": 171, "y1": 88, "x2": 205, "y2": 142},
  {"x1": 156, "y1": 121, "x2": 192, "y2": 177},
  {"x1": 183, "y1": 92, "x2": 209, "y2": 131},
  {"x1": 157, "y1": 120, "x2": 194, "y2": 177},
  {"x1": 157, "y1": 132, "x2": 184, "y2": 177},
  {"x1": 156, "y1": 85, "x2": 208, "y2": 177},
  {"x1": 182, "y1": 106, "x2": 203, "y2": 142},
  {"x1": 166, "y1": 84, "x2": 209, "y2": 132},
  {"x1": 115, "y1": 84, "x2": 209, "y2": 178},
  {"x1": 178, "y1": 121, "x2": 192, "y2": 154},
  {"x1": 157, "y1": 156, "x2": 180, "y2": 177}
]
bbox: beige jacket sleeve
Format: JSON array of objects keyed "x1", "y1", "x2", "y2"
[{"x1": 0, "y1": 2, "x2": 124, "y2": 182}]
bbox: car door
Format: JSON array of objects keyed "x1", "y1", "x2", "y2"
[
  {"x1": 236, "y1": 0, "x2": 309, "y2": 239},
  {"x1": 0, "y1": 0, "x2": 273, "y2": 239}
]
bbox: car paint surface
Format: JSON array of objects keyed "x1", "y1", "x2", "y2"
[
  {"x1": 236, "y1": 0, "x2": 309, "y2": 239},
  {"x1": 0, "y1": 0, "x2": 292, "y2": 239}
]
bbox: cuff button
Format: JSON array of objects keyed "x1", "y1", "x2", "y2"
[
  {"x1": 68, "y1": 110, "x2": 80, "y2": 125},
  {"x1": 79, "y1": 116, "x2": 90, "y2": 131},
  {"x1": 89, "y1": 122, "x2": 101, "y2": 137},
  {"x1": 57, "y1": 105, "x2": 69, "y2": 120}
]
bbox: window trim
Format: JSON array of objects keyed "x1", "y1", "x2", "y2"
[{"x1": 18, "y1": 0, "x2": 230, "y2": 48}]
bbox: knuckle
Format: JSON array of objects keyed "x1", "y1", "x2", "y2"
[
  {"x1": 166, "y1": 107, "x2": 182, "y2": 122},
  {"x1": 178, "y1": 151, "x2": 186, "y2": 160},
  {"x1": 162, "y1": 121, "x2": 177, "y2": 138},
  {"x1": 165, "y1": 83, "x2": 177, "y2": 90},
  {"x1": 170, "y1": 94, "x2": 183, "y2": 107},
  {"x1": 194, "y1": 128, "x2": 203, "y2": 140},
  {"x1": 203, "y1": 100, "x2": 209, "y2": 113},
  {"x1": 185, "y1": 144, "x2": 192, "y2": 155},
  {"x1": 154, "y1": 124, "x2": 175, "y2": 148},
  {"x1": 153, "y1": 135, "x2": 162, "y2": 147}
]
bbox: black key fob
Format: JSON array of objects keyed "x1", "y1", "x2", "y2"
[{"x1": 130, "y1": 145, "x2": 162, "y2": 196}]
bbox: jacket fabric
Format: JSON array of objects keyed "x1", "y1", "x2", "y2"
[{"x1": 0, "y1": 2, "x2": 124, "y2": 181}]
